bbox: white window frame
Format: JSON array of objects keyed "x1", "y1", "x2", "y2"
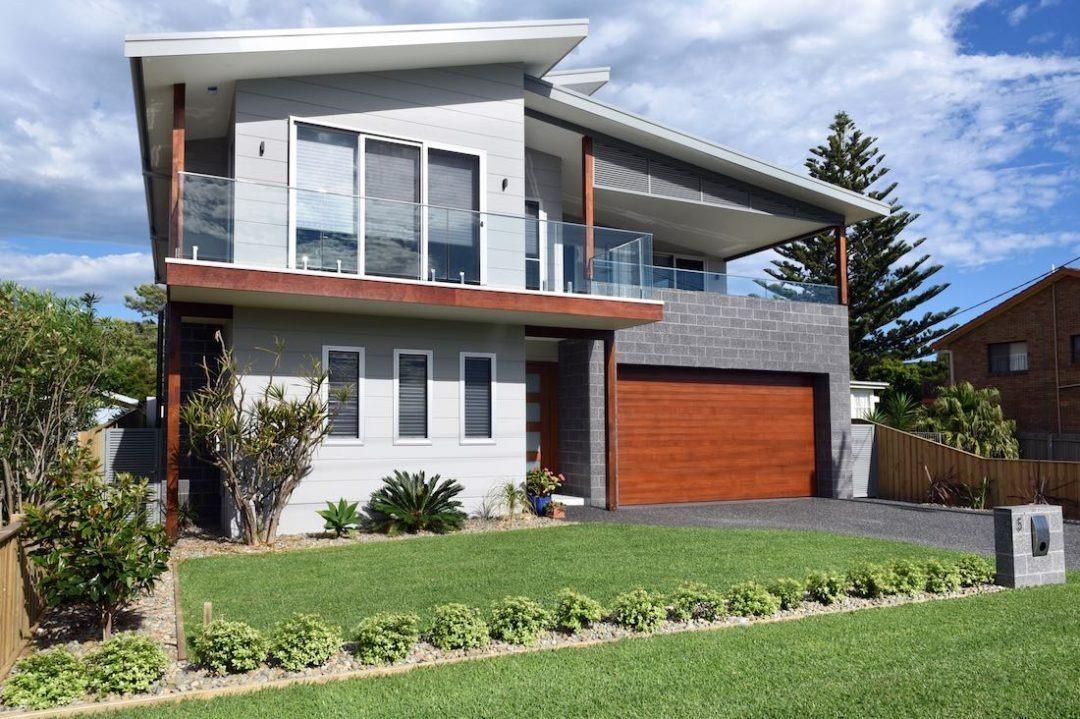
[
  {"x1": 459, "y1": 352, "x2": 497, "y2": 445},
  {"x1": 393, "y1": 348, "x2": 434, "y2": 445},
  {"x1": 524, "y1": 198, "x2": 547, "y2": 291},
  {"x1": 288, "y1": 117, "x2": 487, "y2": 285},
  {"x1": 322, "y1": 345, "x2": 365, "y2": 444}
]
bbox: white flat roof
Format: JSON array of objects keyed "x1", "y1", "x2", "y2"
[{"x1": 543, "y1": 66, "x2": 610, "y2": 95}]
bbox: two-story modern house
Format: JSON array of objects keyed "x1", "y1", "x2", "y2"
[
  {"x1": 934, "y1": 266, "x2": 1080, "y2": 439},
  {"x1": 125, "y1": 19, "x2": 889, "y2": 537}
]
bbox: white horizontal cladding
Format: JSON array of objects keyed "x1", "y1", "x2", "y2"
[{"x1": 230, "y1": 306, "x2": 526, "y2": 536}]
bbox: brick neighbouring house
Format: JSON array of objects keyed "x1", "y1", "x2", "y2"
[{"x1": 933, "y1": 267, "x2": 1080, "y2": 435}]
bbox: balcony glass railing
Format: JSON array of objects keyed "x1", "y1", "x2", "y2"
[
  {"x1": 177, "y1": 172, "x2": 654, "y2": 300},
  {"x1": 592, "y1": 260, "x2": 838, "y2": 304}
]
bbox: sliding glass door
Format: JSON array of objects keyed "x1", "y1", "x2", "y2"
[
  {"x1": 294, "y1": 126, "x2": 358, "y2": 273},
  {"x1": 427, "y1": 149, "x2": 480, "y2": 284},
  {"x1": 363, "y1": 138, "x2": 422, "y2": 280}
]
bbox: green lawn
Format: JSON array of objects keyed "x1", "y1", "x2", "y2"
[
  {"x1": 180, "y1": 523, "x2": 958, "y2": 638},
  {"x1": 111, "y1": 575, "x2": 1079, "y2": 718}
]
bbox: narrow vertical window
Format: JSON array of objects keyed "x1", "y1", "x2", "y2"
[
  {"x1": 325, "y1": 347, "x2": 363, "y2": 440},
  {"x1": 396, "y1": 351, "x2": 431, "y2": 440},
  {"x1": 462, "y1": 354, "x2": 494, "y2": 441}
]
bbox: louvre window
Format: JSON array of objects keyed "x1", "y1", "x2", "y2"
[
  {"x1": 462, "y1": 354, "x2": 494, "y2": 440},
  {"x1": 396, "y1": 351, "x2": 430, "y2": 440},
  {"x1": 988, "y1": 341, "x2": 1028, "y2": 374},
  {"x1": 326, "y1": 348, "x2": 362, "y2": 438}
]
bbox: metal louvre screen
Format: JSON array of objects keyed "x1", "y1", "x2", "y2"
[
  {"x1": 398, "y1": 353, "x2": 429, "y2": 438},
  {"x1": 328, "y1": 350, "x2": 360, "y2": 438},
  {"x1": 463, "y1": 356, "x2": 493, "y2": 438}
]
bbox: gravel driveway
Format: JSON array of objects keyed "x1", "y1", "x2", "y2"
[{"x1": 568, "y1": 498, "x2": 1080, "y2": 569}]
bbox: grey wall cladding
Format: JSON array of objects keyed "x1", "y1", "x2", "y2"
[{"x1": 615, "y1": 290, "x2": 853, "y2": 498}]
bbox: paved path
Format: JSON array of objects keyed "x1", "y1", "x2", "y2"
[{"x1": 568, "y1": 498, "x2": 1080, "y2": 569}]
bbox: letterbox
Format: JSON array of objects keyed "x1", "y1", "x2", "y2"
[{"x1": 1031, "y1": 514, "x2": 1050, "y2": 557}]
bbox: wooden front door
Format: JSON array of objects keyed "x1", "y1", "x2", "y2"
[{"x1": 526, "y1": 362, "x2": 559, "y2": 473}]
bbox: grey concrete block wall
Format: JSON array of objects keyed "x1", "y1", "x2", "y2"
[
  {"x1": 994, "y1": 504, "x2": 1066, "y2": 587},
  {"x1": 614, "y1": 289, "x2": 853, "y2": 499},
  {"x1": 558, "y1": 338, "x2": 607, "y2": 507}
]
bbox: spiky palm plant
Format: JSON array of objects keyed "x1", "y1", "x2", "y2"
[
  {"x1": 919, "y1": 382, "x2": 1019, "y2": 458},
  {"x1": 367, "y1": 470, "x2": 466, "y2": 535},
  {"x1": 864, "y1": 391, "x2": 921, "y2": 430}
]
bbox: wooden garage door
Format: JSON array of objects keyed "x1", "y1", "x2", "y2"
[{"x1": 617, "y1": 366, "x2": 816, "y2": 505}]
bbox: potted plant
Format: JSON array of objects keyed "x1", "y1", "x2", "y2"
[
  {"x1": 525, "y1": 467, "x2": 564, "y2": 516},
  {"x1": 547, "y1": 501, "x2": 566, "y2": 520}
]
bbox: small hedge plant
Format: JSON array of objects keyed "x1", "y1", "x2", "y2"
[
  {"x1": 956, "y1": 554, "x2": 995, "y2": 586},
  {"x1": 668, "y1": 582, "x2": 725, "y2": 621},
  {"x1": 725, "y1": 582, "x2": 780, "y2": 617},
  {"x1": 767, "y1": 578, "x2": 806, "y2": 611},
  {"x1": 0, "y1": 649, "x2": 87, "y2": 710},
  {"x1": 805, "y1": 571, "x2": 847, "y2": 605},
  {"x1": 489, "y1": 596, "x2": 551, "y2": 645},
  {"x1": 553, "y1": 589, "x2": 604, "y2": 633},
  {"x1": 269, "y1": 614, "x2": 341, "y2": 671},
  {"x1": 193, "y1": 620, "x2": 268, "y2": 675},
  {"x1": 924, "y1": 560, "x2": 963, "y2": 594},
  {"x1": 85, "y1": 633, "x2": 167, "y2": 696},
  {"x1": 610, "y1": 589, "x2": 666, "y2": 632},
  {"x1": 429, "y1": 604, "x2": 490, "y2": 650},
  {"x1": 891, "y1": 560, "x2": 928, "y2": 595},
  {"x1": 847, "y1": 564, "x2": 898, "y2": 599},
  {"x1": 353, "y1": 613, "x2": 420, "y2": 665}
]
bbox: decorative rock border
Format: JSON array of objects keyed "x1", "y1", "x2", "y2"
[{"x1": 0, "y1": 584, "x2": 1003, "y2": 719}]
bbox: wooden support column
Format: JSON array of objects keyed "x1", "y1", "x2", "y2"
[
  {"x1": 164, "y1": 302, "x2": 181, "y2": 540},
  {"x1": 834, "y1": 225, "x2": 849, "y2": 306},
  {"x1": 603, "y1": 331, "x2": 619, "y2": 511},
  {"x1": 169, "y1": 83, "x2": 186, "y2": 259},
  {"x1": 582, "y1": 135, "x2": 595, "y2": 279}
]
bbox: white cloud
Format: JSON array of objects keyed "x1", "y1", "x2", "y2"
[
  {"x1": 0, "y1": 248, "x2": 153, "y2": 305},
  {"x1": 1007, "y1": 3, "x2": 1030, "y2": 25}
]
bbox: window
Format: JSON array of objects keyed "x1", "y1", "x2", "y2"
[
  {"x1": 428, "y1": 149, "x2": 481, "y2": 284},
  {"x1": 364, "y1": 138, "x2": 422, "y2": 280},
  {"x1": 652, "y1": 253, "x2": 706, "y2": 291},
  {"x1": 988, "y1": 341, "x2": 1028, "y2": 374},
  {"x1": 524, "y1": 200, "x2": 542, "y2": 290},
  {"x1": 461, "y1": 353, "x2": 495, "y2": 442},
  {"x1": 1072, "y1": 335, "x2": 1080, "y2": 364},
  {"x1": 295, "y1": 126, "x2": 359, "y2": 273},
  {"x1": 323, "y1": 346, "x2": 364, "y2": 440},
  {"x1": 395, "y1": 350, "x2": 432, "y2": 442}
]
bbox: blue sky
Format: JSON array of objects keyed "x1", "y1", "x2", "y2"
[{"x1": 0, "y1": 0, "x2": 1078, "y2": 327}]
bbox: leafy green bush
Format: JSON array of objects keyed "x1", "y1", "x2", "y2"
[
  {"x1": 725, "y1": 582, "x2": 781, "y2": 617},
  {"x1": 429, "y1": 604, "x2": 490, "y2": 650},
  {"x1": 955, "y1": 554, "x2": 995, "y2": 586},
  {"x1": 610, "y1": 589, "x2": 667, "y2": 632},
  {"x1": 552, "y1": 589, "x2": 604, "y2": 633},
  {"x1": 668, "y1": 582, "x2": 726, "y2": 621},
  {"x1": 0, "y1": 649, "x2": 87, "y2": 709},
  {"x1": 269, "y1": 614, "x2": 341, "y2": 671},
  {"x1": 805, "y1": 571, "x2": 848, "y2": 605},
  {"x1": 317, "y1": 499, "x2": 361, "y2": 537},
  {"x1": 767, "y1": 578, "x2": 806, "y2": 611},
  {"x1": 353, "y1": 613, "x2": 420, "y2": 665},
  {"x1": 923, "y1": 560, "x2": 963, "y2": 594},
  {"x1": 847, "y1": 564, "x2": 898, "y2": 599},
  {"x1": 193, "y1": 620, "x2": 268, "y2": 675},
  {"x1": 891, "y1": 560, "x2": 928, "y2": 595},
  {"x1": 368, "y1": 470, "x2": 467, "y2": 535},
  {"x1": 84, "y1": 633, "x2": 167, "y2": 696},
  {"x1": 489, "y1": 596, "x2": 551, "y2": 645}
]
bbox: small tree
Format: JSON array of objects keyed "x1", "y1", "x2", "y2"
[
  {"x1": 123, "y1": 284, "x2": 167, "y2": 320},
  {"x1": 23, "y1": 449, "x2": 170, "y2": 639},
  {"x1": 181, "y1": 334, "x2": 338, "y2": 545},
  {"x1": 920, "y1": 382, "x2": 1019, "y2": 459}
]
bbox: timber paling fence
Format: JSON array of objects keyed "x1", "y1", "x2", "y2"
[
  {"x1": 0, "y1": 518, "x2": 43, "y2": 677},
  {"x1": 874, "y1": 423, "x2": 1080, "y2": 520}
]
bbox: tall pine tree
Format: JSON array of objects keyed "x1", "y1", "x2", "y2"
[{"x1": 766, "y1": 111, "x2": 957, "y2": 379}]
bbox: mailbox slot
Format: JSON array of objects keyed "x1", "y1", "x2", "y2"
[{"x1": 1031, "y1": 515, "x2": 1050, "y2": 557}]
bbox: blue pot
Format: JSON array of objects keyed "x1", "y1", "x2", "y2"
[{"x1": 529, "y1": 494, "x2": 552, "y2": 515}]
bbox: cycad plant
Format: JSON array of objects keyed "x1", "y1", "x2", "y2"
[
  {"x1": 919, "y1": 382, "x2": 1019, "y2": 458},
  {"x1": 367, "y1": 470, "x2": 466, "y2": 535}
]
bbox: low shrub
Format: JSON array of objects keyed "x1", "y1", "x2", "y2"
[
  {"x1": 0, "y1": 649, "x2": 87, "y2": 709},
  {"x1": 767, "y1": 578, "x2": 806, "y2": 611},
  {"x1": 193, "y1": 620, "x2": 268, "y2": 675},
  {"x1": 269, "y1": 614, "x2": 341, "y2": 671},
  {"x1": 891, "y1": 560, "x2": 928, "y2": 595},
  {"x1": 85, "y1": 633, "x2": 167, "y2": 696},
  {"x1": 725, "y1": 582, "x2": 781, "y2": 617},
  {"x1": 668, "y1": 582, "x2": 726, "y2": 621},
  {"x1": 489, "y1": 596, "x2": 551, "y2": 645},
  {"x1": 367, "y1": 470, "x2": 466, "y2": 535},
  {"x1": 353, "y1": 613, "x2": 420, "y2": 665},
  {"x1": 610, "y1": 589, "x2": 667, "y2": 632},
  {"x1": 553, "y1": 589, "x2": 604, "y2": 633},
  {"x1": 317, "y1": 498, "x2": 361, "y2": 538},
  {"x1": 955, "y1": 554, "x2": 995, "y2": 586},
  {"x1": 429, "y1": 604, "x2": 489, "y2": 650},
  {"x1": 805, "y1": 571, "x2": 848, "y2": 605},
  {"x1": 847, "y1": 564, "x2": 898, "y2": 599},
  {"x1": 923, "y1": 560, "x2": 963, "y2": 594}
]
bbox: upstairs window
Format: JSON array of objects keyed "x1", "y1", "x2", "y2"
[
  {"x1": 395, "y1": 350, "x2": 432, "y2": 442},
  {"x1": 461, "y1": 353, "x2": 495, "y2": 441},
  {"x1": 988, "y1": 341, "x2": 1028, "y2": 374},
  {"x1": 324, "y1": 347, "x2": 363, "y2": 440}
]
